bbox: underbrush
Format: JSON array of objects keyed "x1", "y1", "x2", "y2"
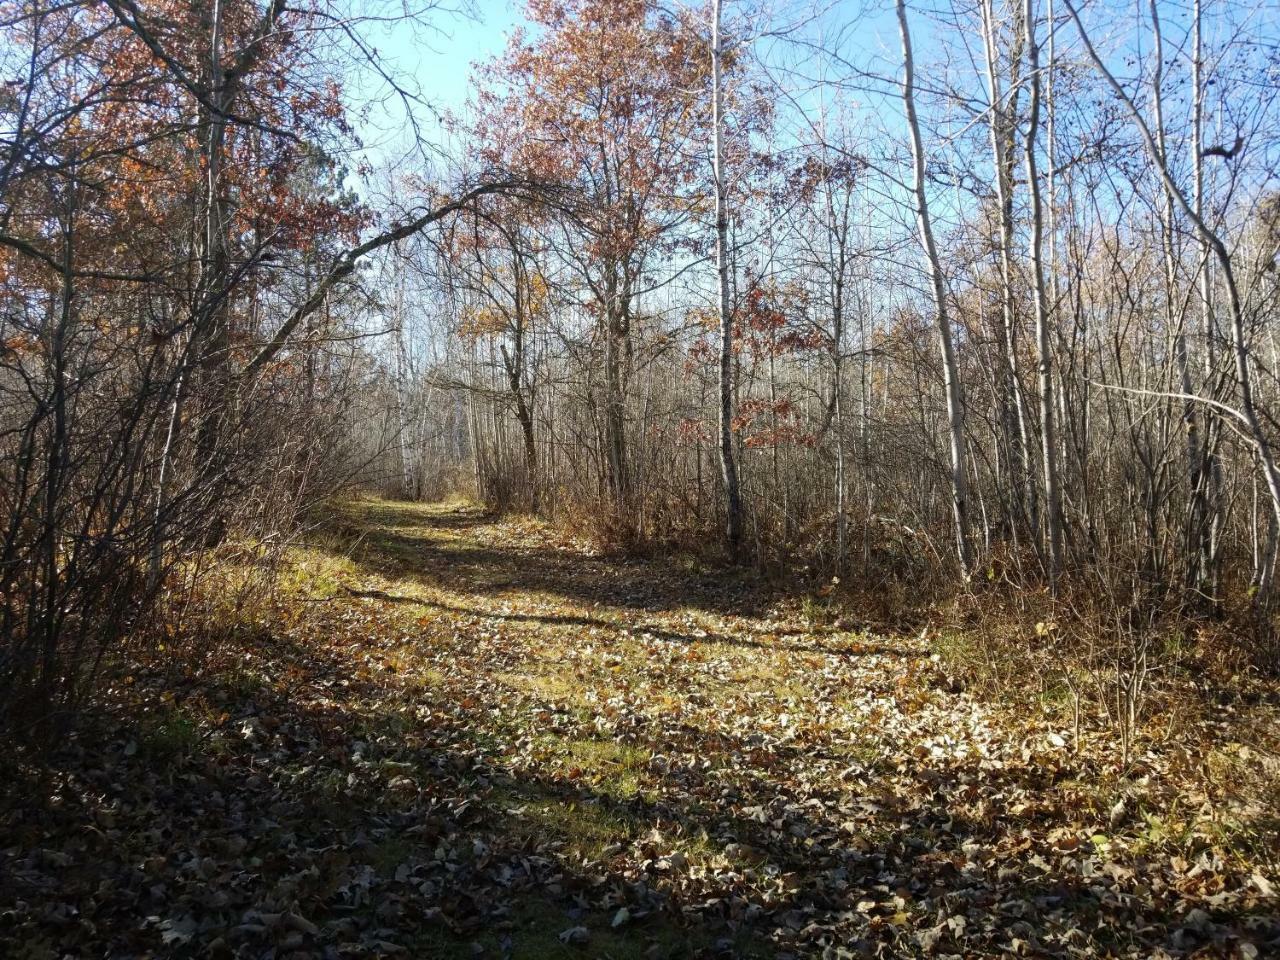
[{"x1": 905, "y1": 580, "x2": 1280, "y2": 875}]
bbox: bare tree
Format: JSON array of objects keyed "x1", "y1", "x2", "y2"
[
  {"x1": 897, "y1": 0, "x2": 974, "y2": 575},
  {"x1": 1023, "y1": 0, "x2": 1063, "y2": 584}
]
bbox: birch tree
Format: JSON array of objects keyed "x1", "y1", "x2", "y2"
[{"x1": 897, "y1": 0, "x2": 973, "y2": 575}]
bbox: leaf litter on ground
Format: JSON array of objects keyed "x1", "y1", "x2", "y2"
[{"x1": 2, "y1": 498, "x2": 1278, "y2": 958}]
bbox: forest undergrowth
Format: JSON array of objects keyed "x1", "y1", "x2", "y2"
[{"x1": 3, "y1": 498, "x2": 1278, "y2": 959}]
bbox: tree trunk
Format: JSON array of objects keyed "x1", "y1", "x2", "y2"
[
  {"x1": 897, "y1": 0, "x2": 974, "y2": 577},
  {"x1": 1191, "y1": 0, "x2": 1222, "y2": 602},
  {"x1": 1023, "y1": 0, "x2": 1063, "y2": 585},
  {"x1": 980, "y1": 0, "x2": 1036, "y2": 544},
  {"x1": 712, "y1": 0, "x2": 743, "y2": 556},
  {"x1": 602, "y1": 266, "x2": 630, "y2": 510}
]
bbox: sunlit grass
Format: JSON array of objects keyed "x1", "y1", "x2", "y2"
[
  {"x1": 491, "y1": 784, "x2": 641, "y2": 861},
  {"x1": 277, "y1": 542, "x2": 359, "y2": 599}
]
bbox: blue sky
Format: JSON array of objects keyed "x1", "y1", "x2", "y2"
[
  {"x1": 344, "y1": 0, "x2": 905, "y2": 176},
  {"x1": 339, "y1": 0, "x2": 1280, "y2": 208},
  {"x1": 350, "y1": 0, "x2": 525, "y2": 169}
]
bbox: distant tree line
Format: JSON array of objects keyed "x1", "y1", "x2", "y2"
[{"x1": 367, "y1": 0, "x2": 1280, "y2": 653}]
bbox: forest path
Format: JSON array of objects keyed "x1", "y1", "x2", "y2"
[
  {"x1": 5, "y1": 498, "x2": 1276, "y2": 958},
  {"x1": 284, "y1": 499, "x2": 1275, "y2": 956}
]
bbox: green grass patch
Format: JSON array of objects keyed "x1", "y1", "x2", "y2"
[
  {"x1": 136, "y1": 709, "x2": 201, "y2": 762},
  {"x1": 277, "y1": 543, "x2": 359, "y2": 599},
  {"x1": 560, "y1": 738, "x2": 651, "y2": 800},
  {"x1": 491, "y1": 784, "x2": 644, "y2": 861},
  {"x1": 497, "y1": 669, "x2": 580, "y2": 703},
  {"x1": 217, "y1": 664, "x2": 270, "y2": 701},
  {"x1": 363, "y1": 834, "x2": 417, "y2": 878}
]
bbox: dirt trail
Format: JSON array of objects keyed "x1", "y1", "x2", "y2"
[{"x1": 3, "y1": 499, "x2": 1277, "y2": 958}]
